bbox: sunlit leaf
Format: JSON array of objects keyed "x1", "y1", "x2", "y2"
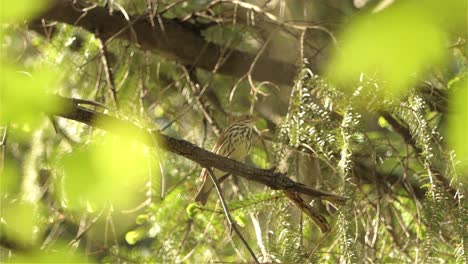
[
  {"x1": 0, "y1": 201, "x2": 40, "y2": 246},
  {"x1": 60, "y1": 134, "x2": 154, "y2": 210},
  {"x1": 10, "y1": 243, "x2": 91, "y2": 263},
  {"x1": 233, "y1": 211, "x2": 246, "y2": 227},
  {"x1": 448, "y1": 76, "x2": 468, "y2": 174},
  {"x1": 325, "y1": 0, "x2": 462, "y2": 97},
  {"x1": 0, "y1": 0, "x2": 51, "y2": 23},
  {"x1": 125, "y1": 229, "x2": 145, "y2": 245},
  {"x1": 377, "y1": 116, "x2": 389, "y2": 129},
  {"x1": 0, "y1": 63, "x2": 62, "y2": 126},
  {"x1": 0, "y1": 160, "x2": 20, "y2": 194},
  {"x1": 250, "y1": 146, "x2": 269, "y2": 169},
  {"x1": 186, "y1": 203, "x2": 201, "y2": 218},
  {"x1": 136, "y1": 213, "x2": 150, "y2": 225}
]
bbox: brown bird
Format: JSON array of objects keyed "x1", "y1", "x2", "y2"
[
  {"x1": 195, "y1": 114, "x2": 331, "y2": 233},
  {"x1": 195, "y1": 114, "x2": 257, "y2": 205}
]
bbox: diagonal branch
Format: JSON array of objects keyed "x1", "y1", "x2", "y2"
[
  {"x1": 205, "y1": 167, "x2": 259, "y2": 263},
  {"x1": 50, "y1": 95, "x2": 348, "y2": 204},
  {"x1": 35, "y1": 0, "x2": 297, "y2": 86}
]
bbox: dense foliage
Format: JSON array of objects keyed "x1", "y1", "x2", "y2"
[{"x1": 1, "y1": 0, "x2": 467, "y2": 263}]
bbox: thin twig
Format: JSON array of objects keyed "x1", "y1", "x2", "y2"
[
  {"x1": 68, "y1": 207, "x2": 106, "y2": 246},
  {"x1": 380, "y1": 112, "x2": 456, "y2": 199},
  {"x1": 0, "y1": 126, "x2": 8, "y2": 174},
  {"x1": 205, "y1": 167, "x2": 260, "y2": 264},
  {"x1": 97, "y1": 32, "x2": 120, "y2": 108},
  {"x1": 183, "y1": 66, "x2": 222, "y2": 137}
]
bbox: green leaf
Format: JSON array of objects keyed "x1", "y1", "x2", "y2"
[
  {"x1": 378, "y1": 116, "x2": 389, "y2": 129},
  {"x1": 0, "y1": 0, "x2": 51, "y2": 22},
  {"x1": 186, "y1": 203, "x2": 202, "y2": 218},
  {"x1": 59, "y1": 135, "x2": 155, "y2": 210},
  {"x1": 10, "y1": 243, "x2": 90, "y2": 263},
  {"x1": 136, "y1": 213, "x2": 150, "y2": 225},
  {"x1": 325, "y1": 0, "x2": 461, "y2": 97},
  {"x1": 0, "y1": 160, "x2": 20, "y2": 194},
  {"x1": 448, "y1": 75, "x2": 468, "y2": 174},
  {"x1": 0, "y1": 63, "x2": 63, "y2": 126},
  {"x1": 0, "y1": 201, "x2": 39, "y2": 246},
  {"x1": 125, "y1": 229, "x2": 145, "y2": 245}
]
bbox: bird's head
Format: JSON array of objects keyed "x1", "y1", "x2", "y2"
[{"x1": 235, "y1": 114, "x2": 259, "y2": 127}]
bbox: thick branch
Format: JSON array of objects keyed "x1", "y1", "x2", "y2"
[
  {"x1": 35, "y1": 0, "x2": 297, "y2": 86},
  {"x1": 51, "y1": 95, "x2": 347, "y2": 204}
]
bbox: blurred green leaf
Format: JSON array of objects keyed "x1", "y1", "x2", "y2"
[
  {"x1": 186, "y1": 203, "x2": 201, "y2": 218},
  {"x1": 0, "y1": 201, "x2": 39, "y2": 246},
  {"x1": 10, "y1": 243, "x2": 91, "y2": 263},
  {"x1": 136, "y1": 213, "x2": 150, "y2": 225},
  {"x1": 60, "y1": 135, "x2": 154, "y2": 210},
  {"x1": 325, "y1": 0, "x2": 463, "y2": 97},
  {"x1": 0, "y1": 63, "x2": 62, "y2": 126},
  {"x1": 0, "y1": 160, "x2": 20, "y2": 194},
  {"x1": 0, "y1": 0, "x2": 50, "y2": 22},
  {"x1": 233, "y1": 211, "x2": 246, "y2": 227},
  {"x1": 125, "y1": 229, "x2": 145, "y2": 245},
  {"x1": 448, "y1": 75, "x2": 468, "y2": 174},
  {"x1": 377, "y1": 116, "x2": 389, "y2": 129},
  {"x1": 250, "y1": 146, "x2": 269, "y2": 169}
]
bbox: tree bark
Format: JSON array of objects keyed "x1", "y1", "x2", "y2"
[{"x1": 35, "y1": 0, "x2": 297, "y2": 86}]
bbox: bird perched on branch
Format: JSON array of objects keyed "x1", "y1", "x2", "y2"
[
  {"x1": 195, "y1": 114, "x2": 257, "y2": 205},
  {"x1": 195, "y1": 114, "x2": 331, "y2": 233}
]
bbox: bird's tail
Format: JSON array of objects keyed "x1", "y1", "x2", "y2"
[
  {"x1": 195, "y1": 169, "x2": 213, "y2": 205},
  {"x1": 283, "y1": 190, "x2": 330, "y2": 233},
  {"x1": 194, "y1": 187, "x2": 210, "y2": 205}
]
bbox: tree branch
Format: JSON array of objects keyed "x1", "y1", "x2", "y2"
[
  {"x1": 50, "y1": 95, "x2": 348, "y2": 204},
  {"x1": 35, "y1": 0, "x2": 297, "y2": 86},
  {"x1": 205, "y1": 167, "x2": 259, "y2": 263}
]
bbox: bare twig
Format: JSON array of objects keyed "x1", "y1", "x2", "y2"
[
  {"x1": 205, "y1": 167, "x2": 259, "y2": 264},
  {"x1": 182, "y1": 66, "x2": 222, "y2": 137},
  {"x1": 73, "y1": 98, "x2": 109, "y2": 110},
  {"x1": 68, "y1": 208, "x2": 106, "y2": 247},
  {"x1": 96, "y1": 33, "x2": 119, "y2": 108},
  {"x1": 0, "y1": 126, "x2": 8, "y2": 174}
]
